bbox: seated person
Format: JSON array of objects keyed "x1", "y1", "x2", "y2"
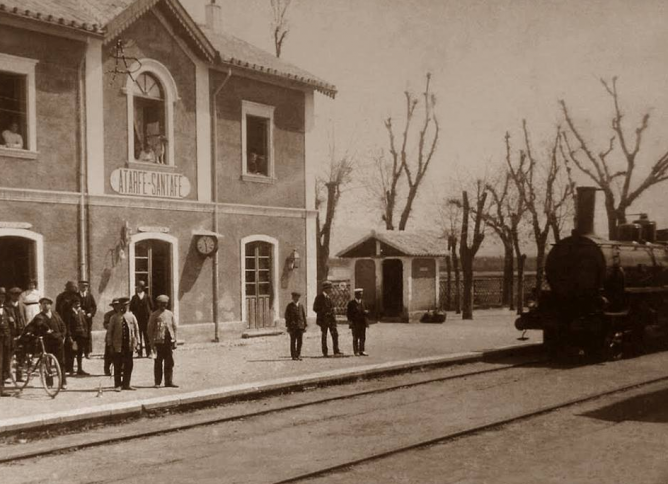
[
  {"x1": 248, "y1": 152, "x2": 267, "y2": 175},
  {"x1": 1, "y1": 120, "x2": 24, "y2": 149}
]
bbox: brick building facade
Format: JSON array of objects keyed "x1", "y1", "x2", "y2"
[{"x1": 0, "y1": 0, "x2": 335, "y2": 340}]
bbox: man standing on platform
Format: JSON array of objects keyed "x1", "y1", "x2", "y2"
[
  {"x1": 26, "y1": 297, "x2": 68, "y2": 390},
  {"x1": 313, "y1": 281, "x2": 343, "y2": 357},
  {"x1": 129, "y1": 281, "x2": 153, "y2": 358},
  {"x1": 78, "y1": 281, "x2": 97, "y2": 359},
  {"x1": 6, "y1": 287, "x2": 27, "y2": 381},
  {"x1": 347, "y1": 288, "x2": 370, "y2": 356},
  {"x1": 284, "y1": 291, "x2": 307, "y2": 360},
  {"x1": 106, "y1": 297, "x2": 138, "y2": 392},
  {"x1": 0, "y1": 288, "x2": 11, "y2": 395},
  {"x1": 102, "y1": 299, "x2": 119, "y2": 377},
  {"x1": 148, "y1": 295, "x2": 178, "y2": 388}
]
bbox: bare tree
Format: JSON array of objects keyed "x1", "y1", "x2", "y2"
[
  {"x1": 270, "y1": 0, "x2": 292, "y2": 58},
  {"x1": 380, "y1": 73, "x2": 440, "y2": 230},
  {"x1": 456, "y1": 182, "x2": 488, "y2": 320},
  {"x1": 315, "y1": 151, "x2": 354, "y2": 284},
  {"x1": 508, "y1": 122, "x2": 572, "y2": 294},
  {"x1": 560, "y1": 77, "x2": 668, "y2": 239},
  {"x1": 439, "y1": 199, "x2": 462, "y2": 313}
]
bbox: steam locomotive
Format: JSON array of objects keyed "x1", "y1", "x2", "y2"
[{"x1": 516, "y1": 186, "x2": 668, "y2": 359}]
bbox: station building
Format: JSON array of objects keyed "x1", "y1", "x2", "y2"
[{"x1": 0, "y1": 0, "x2": 335, "y2": 340}]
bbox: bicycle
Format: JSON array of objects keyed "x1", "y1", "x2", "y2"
[{"x1": 9, "y1": 335, "x2": 63, "y2": 398}]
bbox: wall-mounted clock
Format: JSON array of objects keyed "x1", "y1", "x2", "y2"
[{"x1": 196, "y1": 235, "x2": 218, "y2": 256}]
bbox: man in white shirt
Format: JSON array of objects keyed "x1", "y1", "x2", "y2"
[{"x1": 1, "y1": 121, "x2": 24, "y2": 149}]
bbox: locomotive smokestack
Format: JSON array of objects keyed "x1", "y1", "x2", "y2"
[{"x1": 575, "y1": 186, "x2": 597, "y2": 236}]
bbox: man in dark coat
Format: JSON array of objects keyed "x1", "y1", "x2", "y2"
[
  {"x1": 64, "y1": 297, "x2": 89, "y2": 375},
  {"x1": 284, "y1": 291, "x2": 307, "y2": 360},
  {"x1": 106, "y1": 297, "x2": 139, "y2": 392},
  {"x1": 6, "y1": 287, "x2": 28, "y2": 381},
  {"x1": 23, "y1": 297, "x2": 68, "y2": 389},
  {"x1": 347, "y1": 288, "x2": 370, "y2": 356},
  {"x1": 56, "y1": 281, "x2": 78, "y2": 369},
  {"x1": 78, "y1": 280, "x2": 97, "y2": 358},
  {"x1": 102, "y1": 299, "x2": 119, "y2": 376},
  {"x1": 312, "y1": 281, "x2": 342, "y2": 357},
  {"x1": 0, "y1": 288, "x2": 11, "y2": 394},
  {"x1": 129, "y1": 280, "x2": 154, "y2": 358}
]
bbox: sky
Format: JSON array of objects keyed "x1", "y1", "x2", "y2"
[{"x1": 183, "y1": 0, "x2": 668, "y2": 254}]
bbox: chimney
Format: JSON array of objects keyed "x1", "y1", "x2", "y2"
[
  {"x1": 575, "y1": 186, "x2": 597, "y2": 236},
  {"x1": 205, "y1": 0, "x2": 223, "y2": 32}
]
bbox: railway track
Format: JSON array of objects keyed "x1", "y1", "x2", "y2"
[
  {"x1": 271, "y1": 373, "x2": 668, "y2": 484},
  {"x1": 0, "y1": 356, "x2": 543, "y2": 464}
]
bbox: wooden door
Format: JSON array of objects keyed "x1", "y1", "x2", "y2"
[{"x1": 245, "y1": 241, "x2": 274, "y2": 329}]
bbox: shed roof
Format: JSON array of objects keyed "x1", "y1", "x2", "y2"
[
  {"x1": 337, "y1": 231, "x2": 448, "y2": 258},
  {"x1": 0, "y1": 0, "x2": 336, "y2": 96}
]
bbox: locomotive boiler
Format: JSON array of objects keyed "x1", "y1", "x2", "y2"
[{"x1": 516, "y1": 186, "x2": 668, "y2": 359}]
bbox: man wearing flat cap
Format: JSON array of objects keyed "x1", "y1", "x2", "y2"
[
  {"x1": 284, "y1": 291, "x2": 307, "y2": 360},
  {"x1": 78, "y1": 280, "x2": 97, "y2": 359},
  {"x1": 130, "y1": 280, "x2": 154, "y2": 358},
  {"x1": 6, "y1": 287, "x2": 28, "y2": 381},
  {"x1": 22, "y1": 296, "x2": 68, "y2": 389},
  {"x1": 347, "y1": 288, "x2": 370, "y2": 356},
  {"x1": 148, "y1": 295, "x2": 178, "y2": 388},
  {"x1": 102, "y1": 298, "x2": 121, "y2": 376},
  {"x1": 313, "y1": 281, "x2": 343, "y2": 357},
  {"x1": 106, "y1": 297, "x2": 139, "y2": 391}
]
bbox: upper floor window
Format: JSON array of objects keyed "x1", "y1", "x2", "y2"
[
  {"x1": 125, "y1": 59, "x2": 178, "y2": 167},
  {"x1": 0, "y1": 53, "x2": 38, "y2": 154},
  {"x1": 133, "y1": 73, "x2": 166, "y2": 164},
  {"x1": 242, "y1": 101, "x2": 275, "y2": 180}
]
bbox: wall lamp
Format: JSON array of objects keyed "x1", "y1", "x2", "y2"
[{"x1": 287, "y1": 249, "x2": 301, "y2": 270}]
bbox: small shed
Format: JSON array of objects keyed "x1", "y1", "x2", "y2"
[{"x1": 336, "y1": 231, "x2": 447, "y2": 322}]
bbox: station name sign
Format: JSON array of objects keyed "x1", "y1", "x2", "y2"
[{"x1": 110, "y1": 168, "x2": 191, "y2": 199}]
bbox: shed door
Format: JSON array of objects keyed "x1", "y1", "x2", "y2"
[
  {"x1": 245, "y1": 241, "x2": 274, "y2": 329},
  {"x1": 354, "y1": 259, "x2": 376, "y2": 318}
]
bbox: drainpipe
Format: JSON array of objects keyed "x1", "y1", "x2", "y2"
[
  {"x1": 211, "y1": 67, "x2": 232, "y2": 342},
  {"x1": 77, "y1": 48, "x2": 88, "y2": 280}
]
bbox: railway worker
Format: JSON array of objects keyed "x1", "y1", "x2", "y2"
[
  {"x1": 129, "y1": 280, "x2": 154, "y2": 358},
  {"x1": 313, "y1": 281, "x2": 343, "y2": 357},
  {"x1": 147, "y1": 295, "x2": 179, "y2": 388},
  {"x1": 0, "y1": 288, "x2": 11, "y2": 394},
  {"x1": 6, "y1": 287, "x2": 28, "y2": 381},
  {"x1": 106, "y1": 297, "x2": 139, "y2": 392},
  {"x1": 20, "y1": 280, "x2": 41, "y2": 323},
  {"x1": 24, "y1": 297, "x2": 68, "y2": 390},
  {"x1": 77, "y1": 280, "x2": 97, "y2": 359},
  {"x1": 65, "y1": 297, "x2": 89, "y2": 376},
  {"x1": 102, "y1": 299, "x2": 120, "y2": 376},
  {"x1": 347, "y1": 288, "x2": 369, "y2": 356},
  {"x1": 284, "y1": 291, "x2": 307, "y2": 360}
]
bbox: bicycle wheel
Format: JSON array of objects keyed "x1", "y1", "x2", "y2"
[
  {"x1": 8, "y1": 352, "x2": 18, "y2": 387},
  {"x1": 40, "y1": 354, "x2": 62, "y2": 398}
]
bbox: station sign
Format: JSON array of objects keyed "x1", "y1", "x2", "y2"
[{"x1": 110, "y1": 168, "x2": 191, "y2": 199}]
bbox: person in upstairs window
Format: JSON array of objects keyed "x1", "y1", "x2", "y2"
[{"x1": 1, "y1": 120, "x2": 24, "y2": 149}]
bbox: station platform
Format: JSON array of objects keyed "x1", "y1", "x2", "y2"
[{"x1": 0, "y1": 309, "x2": 542, "y2": 436}]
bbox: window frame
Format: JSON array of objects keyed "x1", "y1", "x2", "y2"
[
  {"x1": 0, "y1": 52, "x2": 38, "y2": 156},
  {"x1": 241, "y1": 100, "x2": 275, "y2": 181},
  {"x1": 124, "y1": 59, "x2": 179, "y2": 167}
]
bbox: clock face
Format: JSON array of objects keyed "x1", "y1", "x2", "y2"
[{"x1": 197, "y1": 236, "x2": 216, "y2": 255}]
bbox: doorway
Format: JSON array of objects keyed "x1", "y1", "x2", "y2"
[
  {"x1": 245, "y1": 240, "x2": 274, "y2": 329},
  {"x1": 382, "y1": 259, "x2": 403, "y2": 317},
  {"x1": 134, "y1": 239, "x2": 172, "y2": 305},
  {"x1": 0, "y1": 236, "x2": 36, "y2": 290}
]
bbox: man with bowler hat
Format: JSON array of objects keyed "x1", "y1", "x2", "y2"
[
  {"x1": 313, "y1": 281, "x2": 343, "y2": 357},
  {"x1": 106, "y1": 297, "x2": 138, "y2": 391},
  {"x1": 102, "y1": 299, "x2": 120, "y2": 376},
  {"x1": 130, "y1": 280, "x2": 154, "y2": 358},
  {"x1": 347, "y1": 288, "x2": 370, "y2": 356},
  {"x1": 148, "y1": 295, "x2": 178, "y2": 388},
  {"x1": 284, "y1": 291, "x2": 307, "y2": 360},
  {"x1": 78, "y1": 280, "x2": 97, "y2": 358}
]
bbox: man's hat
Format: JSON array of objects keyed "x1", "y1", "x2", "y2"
[
  {"x1": 116, "y1": 297, "x2": 130, "y2": 305},
  {"x1": 354, "y1": 288, "x2": 364, "y2": 293},
  {"x1": 39, "y1": 296, "x2": 53, "y2": 304},
  {"x1": 291, "y1": 291, "x2": 302, "y2": 297},
  {"x1": 136, "y1": 280, "x2": 146, "y2": 288},
  {"x1": 322, "y1": 281, "x2": 332, "y2": 289},
  {"x1": 156, "y1": 294, "x2": 170, "y2": 303},
  {"x1": 78, "y1": 280, "x2": 89, "y2": 285},
  {"x1": 9, "y1": 287, "x2": 22, "y2": 295}
]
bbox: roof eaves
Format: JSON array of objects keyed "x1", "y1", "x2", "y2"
[
  {"x1": 0, "y1": 3, "x2": 104, "y2": 36},
  {"x1": 335, "y1": 233, "x2": 375, "y2": 258}
]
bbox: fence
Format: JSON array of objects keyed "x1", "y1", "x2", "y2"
[{"x1": 328, "y1": 275, "x2": 542, "y2": 315}]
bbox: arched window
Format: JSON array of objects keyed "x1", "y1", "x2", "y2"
[{"x1": 125, "y1": 59, "x2": 178, "y2": 166}]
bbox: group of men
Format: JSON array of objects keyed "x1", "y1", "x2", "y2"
[
  {"x1": 284, "y1": 281, "x2": 369, "y2": 360},
  {"x1": 0, "y1": 279, "x2": 179, "y2": 395}
]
